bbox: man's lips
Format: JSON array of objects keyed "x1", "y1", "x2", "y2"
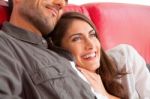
[{"x1": 46, "y1": 6, "x2": 58, "y2": 17}]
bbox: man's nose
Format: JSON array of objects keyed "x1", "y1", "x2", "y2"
[{"x1": 52, "y1": 0, "x2": 67, "y2": 9}]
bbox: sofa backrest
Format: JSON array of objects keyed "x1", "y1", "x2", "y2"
[
  {"x1": 65, "y1": 3, "x2": 150, "y2": 64},
  {"x1": 0, "y1": 1, "x2": 9, "y2": 28},
  {"x1": 0, "y1": 2, "x2": 150, "y2": 63}
]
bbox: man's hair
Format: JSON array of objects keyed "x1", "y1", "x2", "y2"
[{"x1": 8, "y1": 0, "x2": 13, "y2": 15}]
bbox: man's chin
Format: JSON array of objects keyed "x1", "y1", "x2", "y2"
[{"x1": 41, "y1": 27, "x2": 54, "y2": 38}]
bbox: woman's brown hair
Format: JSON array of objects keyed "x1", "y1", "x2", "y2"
[{"x1": 48, "y1": 12, "x2": 128, "y2": 99}]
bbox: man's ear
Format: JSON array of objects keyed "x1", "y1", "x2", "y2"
[
  {"x1": 13, "y1": 0, "x2": 22, "y2": 5},
  {"x1": 13, "y1": 0, "x2": 26, "y2": 10}
]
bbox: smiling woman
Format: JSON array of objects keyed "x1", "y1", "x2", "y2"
[{"x1": 49, "y1": 11, "x2": 150, "y2": 99}]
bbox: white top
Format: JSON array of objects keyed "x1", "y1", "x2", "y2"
[
  {"x1": 70, "y1": 61, "x2": 108, "y2": 99},
  {"x1": 107, "y1": 44, "x2": 150, "y2": 99},
  {"x1": 70, "y1": 44, "x2": 150, "y2": 99}
]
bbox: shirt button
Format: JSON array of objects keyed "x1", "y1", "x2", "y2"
[
  {"x1": 42, "y1": 39, "x2": 47, "y2": 44},
  {"x1": 41, "y1": 39, "x2": 48, "y2": 47}
]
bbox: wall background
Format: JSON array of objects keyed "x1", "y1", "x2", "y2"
[
  {"x1": 4, "y1": 0, "x2": 150, "y2": 6},
  {"x1": 68, "y1": 0, "x2": 150, "y2": 6}
]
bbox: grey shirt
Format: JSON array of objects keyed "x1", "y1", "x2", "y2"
[{"x1": 0, "y1": 22, "x2": 95, "y2": 99}]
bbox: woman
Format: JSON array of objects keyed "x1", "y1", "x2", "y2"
[{"x1": 48, "y1": 12, "x2": 150, "y2": 99}]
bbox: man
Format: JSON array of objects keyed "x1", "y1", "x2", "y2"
[{"x1": 0, "y1": 0, "x2": 96, "y2": 99}]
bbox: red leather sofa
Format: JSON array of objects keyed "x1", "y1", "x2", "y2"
[
  {"x1": 0, "y1": 1, "x2": 150, "y2": 64},
  {"x1": 0, "y1": 2, "x2": 9, "y2": 28}
]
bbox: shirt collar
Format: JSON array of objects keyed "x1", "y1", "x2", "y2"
[{"x1": 2, "y1": 22, "x2": 47, "y2": 47}]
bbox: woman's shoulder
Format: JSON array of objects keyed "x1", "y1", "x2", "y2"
[
  {"x1": 106, "y1": 44, "x2": 137, "y2": 56},
  {"x1": 106, "y1": 44, "x2": 146, "y2": 71},
  {"x1": 106, "y1": 44, "x2": 138, "y2": 63},
  {"x1": 107, "y1": 44, "x2": 150, "y2": 98}
]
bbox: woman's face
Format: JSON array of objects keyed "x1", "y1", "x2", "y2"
[{"x1": 61, "y1": 19, "x2": 101, "y2": 72}]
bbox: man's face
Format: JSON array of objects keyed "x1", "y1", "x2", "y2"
[{"x1": 18, "y1": 0, "x2": 67, "y2": 35}]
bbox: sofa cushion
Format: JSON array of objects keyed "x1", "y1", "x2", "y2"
[
  {"x1": 0, "y1": 5, "x2": 9, "y2": 28},
  {"x1": 64, "y1": 4, "x2": 91, "y2": 19}
]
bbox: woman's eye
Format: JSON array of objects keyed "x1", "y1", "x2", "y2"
[
  {"x1": 72, "y1": 36, "x2": 81, "y2": 42},
  {"x1": 90, "y1": 33, "x2": 97, "y2": 38},
  {"x1": 89, "y1": 30, "x2": 97, "y2": 38}
]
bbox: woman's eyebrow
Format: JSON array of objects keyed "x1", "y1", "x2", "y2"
[
  {"x1": 89, "y1": 29, "x2": 95, "y2": 34},
  {"x1": 68, "y1": 33, "x2": 82, "y2": 38},
  {"x1": 68, "y1": 29, "x2": 95, "y2": 38}
]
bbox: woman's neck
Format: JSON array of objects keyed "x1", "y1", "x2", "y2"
[{"x1": 77, "y1": 67, "x2": 120, "y2": 99}]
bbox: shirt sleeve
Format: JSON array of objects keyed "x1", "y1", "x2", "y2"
[
  {"x1": 0, "y1": 37, "x2": 22, "y2": 99},
  {"x1": 107, "y1": 44, "x2": 150, "y2": 98}
]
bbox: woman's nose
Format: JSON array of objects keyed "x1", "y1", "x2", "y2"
[{"x1": 85, "y1": 38, "x2": 94, "y2": 50}]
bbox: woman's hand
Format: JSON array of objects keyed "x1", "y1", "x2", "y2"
[{"x1": 77, "y1": 67, "x2": 107, "y2": 95}]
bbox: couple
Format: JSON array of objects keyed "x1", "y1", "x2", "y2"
[{"x1": 0, "y1": 0, "x2": 149, "y2": 99}]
